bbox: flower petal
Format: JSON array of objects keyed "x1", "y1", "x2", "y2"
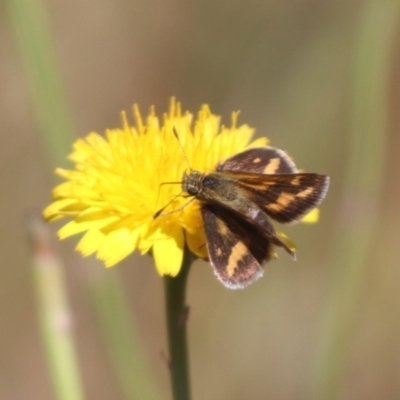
[
  {"x1": 58, "y1": 215, "x2": 119, "y2": 239},
  {"x1": 186, "y1": 228, "x2": 208, "y2": 260},
  {"x1": 43, "y1": 198, "x2": 80, "y2": 221},
  {"x1": 301, "y1": 208, "x2": 320, "y2": 223},
  {"x1": 76, "y1": 229, "x2": 107, "y2": 256},
  {"x1": 152, "y1": 225, "x2": 184, "y2": 277},
  {"x1": 275, "y1": 231, "x2": 297, "y2": 254},
  {"x1": 97, "y1": 228, "x2": 139, "y2": 267}
]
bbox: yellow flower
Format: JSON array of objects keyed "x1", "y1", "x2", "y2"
[{"x1": 44, "y1": 99, "x2": 318, "y2": 277}]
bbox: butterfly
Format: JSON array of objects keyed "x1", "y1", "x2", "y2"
[{"x1": 157, "y1": 146, "x2": 329, "y2": 289}]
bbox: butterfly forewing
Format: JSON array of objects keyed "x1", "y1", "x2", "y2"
[
  {"x1": 225, "y1": 172, "x2": 330, "y2": 223},
  {"x1": 217, "y1": 146, "x2": 329, "y2": 223}
]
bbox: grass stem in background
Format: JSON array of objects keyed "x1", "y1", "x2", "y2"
[
  {"x1": 90, "y1": 270, "x2": 161, "y2": 399},
  {"x1": 311, "y1": 1, "x2": 400, "y2": 399},
  {"x1": 7, "y1": 0, "x2": 76, "y2": 166},
  {"x1": 9, "y1": 0, "x2": 160, "y2": 397},
  {"x1": 28, "y1": 215, "x2": 85, "y2": 400}
]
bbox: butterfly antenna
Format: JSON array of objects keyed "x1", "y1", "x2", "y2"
[
  {"x1": 154, "y1": 195, "x2": 195, "y2": 219},
  {"x1": 153, "y1": 191, "x2": 185, "y2": 219},
  {"x1": 154, "y1": 127, "x2": 193, "y2": 219},
  {"x1": 173, "y1": 126, "x2": 192, "y2": 171}
]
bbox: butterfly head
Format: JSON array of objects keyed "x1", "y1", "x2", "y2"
[{"x1": 182, "y1": 170, "x2": 204, "y2": 196}]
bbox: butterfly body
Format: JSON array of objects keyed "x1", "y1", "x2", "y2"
[{"x1": 184, "y1": 171, "x2": 263, "y2": 211}]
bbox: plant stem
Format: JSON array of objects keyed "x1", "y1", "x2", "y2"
[{"x1": 164, "y1": 251, "x2": 194, "y2": 400}]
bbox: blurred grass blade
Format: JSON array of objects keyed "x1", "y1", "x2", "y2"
[
  {"x1": 7, "y1": 0, "x2": 76, "y2": 166},
  {"x1": 9, "y1": 0, "x2": 160, "y2": 397},
  {"x1": 28, "y1": 215, "x2": 85, "y2": 400},
  {"x1": 311, "y1": 1, "x2": 400, "y2": 399},
  {"x1": 89, "y1": 271, "x2": 161, "y2": 400}
]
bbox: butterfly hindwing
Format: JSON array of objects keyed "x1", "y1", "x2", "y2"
[
  {"x1": 201, "y1": 205, "x2": 273, "y2": 289},
  {"x1": 217, "y1": 146, "x2": 298, "y2": 174}
]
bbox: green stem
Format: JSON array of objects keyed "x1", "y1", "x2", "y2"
[{"x1": 164, "y1": 251, "x2": 194, "y2": 400}]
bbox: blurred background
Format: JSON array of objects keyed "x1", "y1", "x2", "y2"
[{"x1": 2, "y1": 0, "x2": 400, "y2": 399}]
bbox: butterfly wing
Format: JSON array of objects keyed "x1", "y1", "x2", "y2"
[
  {"x1": 217, "y1": 146, "x2": 298, "y2": 174},
  {"x1": 230, "y1": 172, "x2": 330, "y2": 223},
  {"x1": 217, "y1": 146, "x2": 329, "y2": 223},
  {"x1": 201, "y1": 205, "x2": 274, "y2": 289},
  {"x1": 197, "y1": 146, "x2": 328, "y2": 288}
]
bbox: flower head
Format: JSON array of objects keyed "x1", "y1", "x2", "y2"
[{"x1": 44, "y1": 99, "x2": 318, "y2": 277}]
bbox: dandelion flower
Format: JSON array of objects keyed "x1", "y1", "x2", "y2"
[{"x1": 44, "y1": 99, "x2": 320, "y2": 278}]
